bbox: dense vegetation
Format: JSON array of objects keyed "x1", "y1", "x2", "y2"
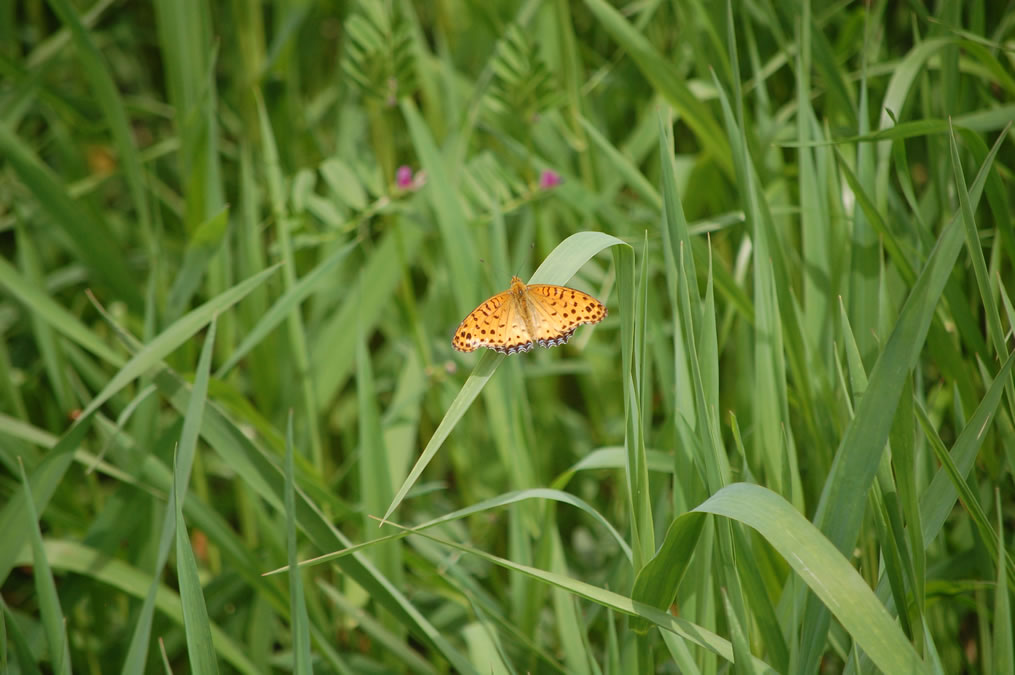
[{"x1": 2, "y1": 1, "x2": 1014, "y2": 673}]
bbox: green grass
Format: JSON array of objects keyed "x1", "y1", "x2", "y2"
[{"x1": 2, "y1": 1, "x2": 1014, "y2": 673}]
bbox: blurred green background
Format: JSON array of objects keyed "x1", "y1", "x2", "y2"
[{"x1": 2, "y1": 0, "x2": 1014, "y2": 673}]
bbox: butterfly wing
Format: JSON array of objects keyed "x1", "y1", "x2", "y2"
[
  {"x1": 524, "y1": 284, "x2": 607, "y2": 348},
  {"x1": 452, "y1": 291, "x2": 536, "y2": 354}
]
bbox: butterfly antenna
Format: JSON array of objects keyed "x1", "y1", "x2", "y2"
[
  {"x1": 478, "y1": 256, "x2": 501, "y2": 286},
  {"x1": 524, "y1": 242, "x2": 538, "y2": 280},
  {"x1": 487, "y1": 254, "x2": 512, "y2": 284},
  {"x1": 510, "y1": 244, "x2": 535, "y2": 281}
]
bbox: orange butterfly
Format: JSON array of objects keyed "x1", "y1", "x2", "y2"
[{"x1": 453, "y1": 276, "x2": 607, "y2": 354}]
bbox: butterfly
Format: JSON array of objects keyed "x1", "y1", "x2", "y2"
[{"x1": 452, "y1": 276, "x2": 607, "y2": 354}]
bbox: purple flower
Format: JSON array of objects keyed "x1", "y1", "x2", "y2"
[
  {"x1": 539, "y1": 169, "x2": 562, "y2": 190},
  {"x1": 396, "y1": 165, "x2": 414, "y2": 188}
]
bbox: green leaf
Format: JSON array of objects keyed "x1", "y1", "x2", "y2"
[
  {"x1": 695, "y1": 484, "x2": 929, "y2": 675},
  {"x1": 78, "y1": 264, "x2": 280, "y2": 421},
  {"x1": 173, "y1": 321, "x2": 219, "y2": 675},
  {"x1": 18, "y1": 460, "x2": 72, "y2": 675},
  {"x1": 166, "y1": 205, "x2": 230, "y2": 320},
  {"x1": 285, "y1": 413, "x2": 313, "y2": 675},
  {"x1": 630, "y1": 512, "x2": 707, "y2": 632}
]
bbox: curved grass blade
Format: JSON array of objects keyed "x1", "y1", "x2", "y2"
[
  {"x1": 630, "y1": 511, "x2": 707, "y2": 633},
  {"x1": 268, "y1": 487, "x2": 632, "y2": 575},
  {"x1": 696, "y1": 484, "x2": 929, "y2": 675}
]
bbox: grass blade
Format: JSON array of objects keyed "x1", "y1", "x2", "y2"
[
  {"x1": 697, "y1": 484, "x2": 929, "y2": 675},
  {"x1": 78, "y1": 264, "x2": 280, "y2": 421}
]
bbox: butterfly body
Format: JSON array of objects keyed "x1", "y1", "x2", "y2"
[{"x1": 452, "y1": 276, "x2": 607, "y2": 354}]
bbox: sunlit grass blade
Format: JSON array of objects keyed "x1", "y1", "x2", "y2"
[
  {"x1": 696, "y1": 484, "x2": 929, "y2": 674},
  {"x1": 462, "y1": 622, "x2": 512, "y2": 675}
]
